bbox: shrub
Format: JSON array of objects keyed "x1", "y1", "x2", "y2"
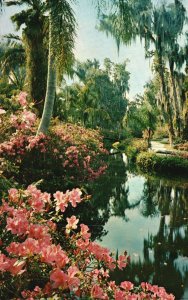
[
  {"x1": 136, "y1": 152, "x2": 157, "y2": 172},
  {"x1": 137, "y1": 152, "x2": 188, "y2": 175},
  {"x1": 0, "y1": 93, "x2": 108, "y2": 191},
  {"x1": 0, "y1": 186, "x2": 174, "y2": 299},
  {"x1": 117, "y1": 139, "x2": 148, "y2": 161}
]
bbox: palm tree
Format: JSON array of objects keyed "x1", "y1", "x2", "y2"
[
  {"x1": 37, "y1": 0, "x2": 76, "y2": 134},
  {"x1": 6, "y1": 0, "x2": 48, "y2": 113}
]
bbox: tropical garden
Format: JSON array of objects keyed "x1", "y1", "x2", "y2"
[{"x1": 0, "y1": 0, "x2": 188, "y2": 299}]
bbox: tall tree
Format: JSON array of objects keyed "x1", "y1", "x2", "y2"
[
  {"x1": 6, "y1": 0, "x2": 48, "y2": 113},
  {"x1": 37, "y1": 0, "x2": 76, "y2": 134},
  {"x1": 99, "y1": 0, "x2": 187, "y2": 144}
]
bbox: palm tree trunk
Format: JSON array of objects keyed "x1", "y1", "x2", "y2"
[{"x1": 37, "y1": 13, "x2": 56, "y2": 135}]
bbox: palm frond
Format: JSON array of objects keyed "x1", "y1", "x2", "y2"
[
  {"x1": 49, "y1": 0, "x2": 77, "y2": 81},
  {"x1": 4, "y1": 33, "x2": 21, "y2": 41}
]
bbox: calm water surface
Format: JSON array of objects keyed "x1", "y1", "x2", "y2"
[{"x1": 85, "y1": 154, "x2": 188, "y2": 300}]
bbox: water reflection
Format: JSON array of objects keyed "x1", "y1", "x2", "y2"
[{"x1": 83, "y1": 154, "x2": 188, "y2": 299}]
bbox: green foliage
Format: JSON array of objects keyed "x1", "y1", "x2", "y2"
[
  {"x1": 0, "y1": 39, "x2": 25, "y2": 97},
  {"x1": 124, "y1": 80, "x2": 159, "y2": 138},
  {"x1": 55, "y1": 58, "x2": 129, "y2": 131},
  {"x1": 116, "y1": 138, "x2": 148, "y2": 161},
  {"x1": 0, "y1": 176, "x2": 16, "y2": 200},
  {"x1": 137, "y1": 152, "x2": 188, "y2": 175},
  {"x1": 153, "y1": 125, "x2": 169, "y2": 140},
  {"x1": 136, "y1": 152, "x2": 157, "y2": 172},
  {"x1": 99, "y1": 0, "x2": 187, "y2": 142}
]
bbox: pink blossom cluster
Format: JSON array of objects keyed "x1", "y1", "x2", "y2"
[
  {"x1": 54, "y1": 188, "x2": 82, "y2": 212},
  {"x1": 0, "y1": 186, "x2": 175, "y2": 299},
  {"x1": 10, "y1": 109, "x2": 36, "y2": 130},
  {"x1": 1, "y1": 92, "x2": 108, "y2": 185},
  {"x1": 9, "y1": 92, "x2": 36, "y2": 130},
  {"x1": 63, "y1": 143, "x2": 107, "y2": 181},
  {"x1": 0, "y1": 133, "x2": 48, "y2": 158}
]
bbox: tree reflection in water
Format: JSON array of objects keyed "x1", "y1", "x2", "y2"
[{"x1": 78, "y1": 154, "x2": 188, "y2": 299}]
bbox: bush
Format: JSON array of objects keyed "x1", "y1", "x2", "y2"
[
  {"x1": 137, "y1": 152, "x2": 188, "y2": 175},
  {"x1": 136, "y1": 152, "x2": 157, "y2": 172},
  {"x1": 117, "y1": 139, "x2": 148, "y2": 161},
  {"x1": 0, "y1": 93, "x2": 108, "y2": 191}
]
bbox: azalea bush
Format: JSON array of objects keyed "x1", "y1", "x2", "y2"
[
  {"x1": 0, "y1": 93, "x2": 107, "y2": 190},
  {"x1": 0, "y1": 186, "x2": 174, "y2": 300}
]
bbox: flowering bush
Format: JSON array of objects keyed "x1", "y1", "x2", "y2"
[
  {"x1": 0, "y1": 92, "x2": 36, "y2": 142},
  {"x1": 0, "y1": 93, "x2": 107, "y2": 190},
  {"x1": 0, "y1": 186, "x2": 174, "y2": 299}
]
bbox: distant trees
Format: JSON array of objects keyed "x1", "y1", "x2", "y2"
[
  {"x1": 125, "y1": 80, "x2": 159, "y2": 140},
  {"x1": 55, "y1": 58, "x2": 129, "y2": 131}
]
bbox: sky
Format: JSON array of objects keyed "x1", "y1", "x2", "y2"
[{"x1": 0, "y1": 0, "x2": 188, "y2": 98}]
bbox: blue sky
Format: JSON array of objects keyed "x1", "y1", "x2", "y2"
[{"x1": 0, "y1": 0, "x2": 187, "y2": 97}]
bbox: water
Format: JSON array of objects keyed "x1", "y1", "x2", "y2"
[{"x1": 82, "y1": 154, "x2": 188, "y2": 299}]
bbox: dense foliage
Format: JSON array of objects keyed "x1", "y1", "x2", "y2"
[{"x1": 55, "y1": 58, "x2": 129, "y2": 132}]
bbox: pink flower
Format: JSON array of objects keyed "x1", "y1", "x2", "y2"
[
  {"x1": 6, "y1": 213, "x2": 29, "y2": 236},
  {"x1": 8, "y1": 188, "x2": 19, "y2": 203},
  {"x1": 7, "y1": 238, "x2": 40, "y2": 257},
  {"x1": 120, "y1": 281, "x2": 134, "y2": 291},
  {"x1": 40, "y1": 244, "x2": 69, "y2": 268},
  {"x1": 114, "y1": 290, "x2": 125, "y2": 300},
  {"x1": 66, "y1": 216, "x2": 79, "y2": 234},
  {"x1": 80, "y1": 224, "x2": 91, "y2": 240},
  {"x1": 53, "y1": 191, "x2": 69, "y2": 212},
  {"x1": 42, "y1": 192, "x2": 51, "y2": 204},
  {"x1": 0, "y1": 253, "x2": 11, "y2": 272},
  {"x1": 91, "y1": 285, "x2": 105, "y2": 299},
  {"x1": 18, "y1": 92, "x2": 27, "y2": 106},
  {"x1": 21, "y1": 110, "x2": 36, "y2": 128},
  {"x1": 28, "y1": 224, "x2": 51, "y2": 242},
  {"x1": 76, "y1": 238, "x2": 90, "y2": 250},
  {"x1": 117, "y1": 254, "x2": 127, "y2": 270},
  {"x1": 67, "y1": 266, "x2": 80, "y2": 291},
  {"x1": 69, "y1": 188, "x2": 82, "y2": 207},
  {"x1": 8, "y1": 259, "x2": 26, "y2": 275},
  {"x1": 50, "y1": 268, "x2": 68, "y2": 289}
]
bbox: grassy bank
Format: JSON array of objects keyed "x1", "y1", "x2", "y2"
[{"x1": 137, "y1": 152, "x2": 188, "y2": 175}]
